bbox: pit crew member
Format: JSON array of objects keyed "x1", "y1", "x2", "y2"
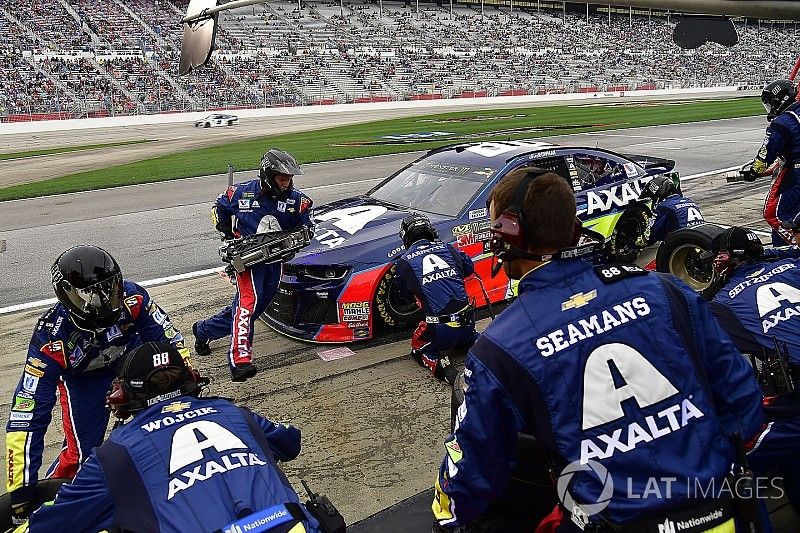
[
  {"x1": 23, "y1": 341, "x2": 326, "y2": 533},
  {"x1": 193, "y1": 148, "x2": 314, "y2": 382},
  {"x1": 701, "y1": 227, "x2": 800, "y2": 513},
  {"x1": 395, "y1": 214, "x2": 478, "y2": 385},
  {"x1": 637, "y1": 175, "x2": 704, "y2": 245},
  {"x1": 432, "y1": 168, "x2": 764, "y2": 532},
  {"x1": 6, "y1": 245, "x2": 190, "y2": 527},
  {"x1": 740, "y1": 79, "x2": 800, "y2": 245}
]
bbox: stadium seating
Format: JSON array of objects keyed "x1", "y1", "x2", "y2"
[{"x1": 0, "y1": 0, "x2": 796, "y2": 120}]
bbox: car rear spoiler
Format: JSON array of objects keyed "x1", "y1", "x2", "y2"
[{"x1": 623, "y1": 154, "x2": 677, "y2": 175}]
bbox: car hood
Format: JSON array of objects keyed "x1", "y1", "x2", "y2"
[{"x1": 296, "y1": 196, "x2": 447, "y2": 265}]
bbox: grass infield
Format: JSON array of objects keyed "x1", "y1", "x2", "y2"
[
  {"x1": 0, "y1": 97, "x2": 761, "y2": 201},
  {"x1": 0, "y1": 139, "x2": 152, "y2": 162}
]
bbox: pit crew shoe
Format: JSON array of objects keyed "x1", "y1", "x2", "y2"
[
  {"x1": 231, "y1": 362, "x2": 257, "y2": 382},
  {"x1": 192, "y1": 322, "x2": 211, "y2": 357},
  {"x1": 434, "y1": 357, "x2": 458, "y2": 386}
]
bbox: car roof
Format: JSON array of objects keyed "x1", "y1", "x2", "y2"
[{"x1": 425, "y1": 140, "x2": 561, "y2": 168}]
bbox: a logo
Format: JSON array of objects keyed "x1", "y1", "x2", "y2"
[
  {"x1": 152, "y1": 352, "x2": 171, "y2": 367},
  {"x1": 162, "y1": 401, "x2": 192, "y2": 414},
  {"x1": 556, "y1": 459, "x2": 614, "y2": 522},
  {"x1": 22, "y1": 374, "x2": 39, "y2": 394},
  {"x1": 12, "y1": 396, "x2": 35, "y2": 412},
  {"x1": 658, "y1": 518, "x2": 676, "y2": 533},
  {"x1": 421, "y1": 254, "x2": 457, "y2": 285},
  {"x1": 561, "y1": 290, "x2": 597, "y2": 311},
  {"x1": 748, "y1": 268, "x2": 766, "y2": 279}
]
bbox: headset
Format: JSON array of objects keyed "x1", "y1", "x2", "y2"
[
  {"x1": 487, "y1": 167, "x2": 606, "y2": 277},
  {"x1": 106, "y1": 342, "x2": 209, "y2": 420}
]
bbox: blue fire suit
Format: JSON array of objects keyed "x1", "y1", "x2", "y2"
[
  {"x1": 756, "y1": 101, "x2": 800, "y2": 245},
  {"x1": 196, "y1": 179, "x2": 314, "y2": 370},
  {"x1": 5, "y1": 282, "x2": 189, "y2": 502},
  {"x1": 433, "y1": 259, "x2": 763, "y2": 531},
  {"x1": 708, "y1": 254, "x2": 800, "y2": 512},
  {"x1": 646, "y1": 194, "x2": 704, "y2": 245},
  {"x1": 26, "y1": 397, "x2": 321, "y2": 533},
  {"x1": 395, "y1": 239, "x2": 478, "y2": 375}
]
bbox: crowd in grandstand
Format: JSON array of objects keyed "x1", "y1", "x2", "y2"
[{"x1": 0, "y1": 0, "x2": 796, "y2": 118}]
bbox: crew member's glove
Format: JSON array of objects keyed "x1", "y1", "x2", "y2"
[
  {"x1": 712, "y1": 252, "x2": 736, "y2": 278},
  {"x1": 10, "y1": 488, "x2": 35, "y2": 525}
]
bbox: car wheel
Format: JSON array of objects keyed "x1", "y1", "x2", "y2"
[
  {"x1": 656, "y1": 224, "x2": 726, "y2": 291},
  {"x1": 373, "y1": 264, "x2": 422, "y2": 329},
  {"x1": 608, "y1": 204, "x2": 650, "y2": 263},
  {"x1": 227, "y1": 120, "x2": 234, "y2": 126},
  {"x1": 204, "y1": 122, "x2": 210, "y2": 128}
]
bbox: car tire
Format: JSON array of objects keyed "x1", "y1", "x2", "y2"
[
  {"x1": 204, "y1": 122, "x2": 210, "y2": 128},
  {"x1": 373, "y1": 264, "x2": 422, "y2": 329},
  {"x1": 227, "y1": 120, "x2": 234, "y2": 126},
  {"x1": 608, "y1": 204, "x2": 650, "y2": 263},
  {"x1": 0, "y1": 478, "x2": 70, "y2": 531},
  {"x1": 655, "y1": 223, "x2": 726, "y2": 291}
]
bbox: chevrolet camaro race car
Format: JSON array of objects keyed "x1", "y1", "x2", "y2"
[
  {"x1": 264, "y1": 140, "x2": 679, "y2": 342},
  {"x1": 194, "y1": 113, "x2": 238, "y2": 127}
]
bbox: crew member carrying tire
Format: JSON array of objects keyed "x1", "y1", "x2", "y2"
[
  {"x1": 638, "y1": 175, "x2": 704, "y2": 246},
  {"x1": 740, "y1": 79, "x2": 800, "y2": 245},
  {"x1": 193, "y1": 148, "x2": 314, "y2": 382},
  {"x1": 432, "y1": 167, "x2": 765, "y2": 532},
  {"x1": 701, "y1": 226, "x2": 800, "y2": 514},
  {"x1": 394, "y1": 214, "x2": 478, "y2": 385},
  {"x1": 18, "y1": 341, "x2": 342, "y2": 533},
  {"x1": 5, "y1": 246, "x2": 191, "y2": 527}
]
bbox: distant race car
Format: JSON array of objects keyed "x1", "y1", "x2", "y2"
[
  {"x1": 194, "y1": 113, "x2": 238, "y2": 128},
  {"x1": 264, "y1": 140, "x2": 679, "y2": 342}
]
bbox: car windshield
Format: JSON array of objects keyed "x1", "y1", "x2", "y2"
[{"x1": 369, "y1": 154, "x2": 494, "y2": 216}]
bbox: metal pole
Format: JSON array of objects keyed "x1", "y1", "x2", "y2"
[
  {"x1": 228, "y1": 164, "x2": 234, "y2": 186},
  {"x1": 380, "y1": 0, "x2": 383, "y2": 18},
  {"x1": 629, "y1": 6, "x2": 632, "y2": 26},
  {"x1": 416, "y1": 0, "x2": 419, "y2": 17},
  {"x1": 450, "y1": 0, "x2": 453, "y2": 18},
  {"x1": 609, "y1": 4, "x2": 611, "y2": 23},
  {"x1": 586, "y1": 2, "x2": 589, "y2": 21},
  {"x1": 481, "y1": 0, "x2": 484, "y2": 17},
  {"x1": 510, "y1": 0, "x2": 513, "y2": 14},
  {"x1": 340, "y1": 0, "x2": 343, "y2": 17}
]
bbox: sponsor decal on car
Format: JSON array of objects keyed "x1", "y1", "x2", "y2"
[
  {"x1": 346, "y1": 321, "x2": 369, "y2": 329},
  {"x1": 468, "y1": 208, "x2": 487, "y2": 220},
  {"x1": 341, "y1": 302, "x2": 370, "y2": 322},
  {"x1": 353, "y1": 328, "x2": 370, "y2": 339}
]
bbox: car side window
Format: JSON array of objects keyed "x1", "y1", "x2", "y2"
[{"x1": 569, "y1": 153, "x2": 627, "y2": 191}]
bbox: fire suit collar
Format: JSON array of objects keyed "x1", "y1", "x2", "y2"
[{"x1": 517, "y1": 258, "x2": 592, "y2": 293}]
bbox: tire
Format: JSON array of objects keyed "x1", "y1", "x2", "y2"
[
  {"x1": 373, "y1": 264, "x2": 422, "y2": 329},
  {"x1": 608, "y1": 205, "x2": 650, "y2": 263},
  {"x1": 204, "y1": 122, "x2": 211, "y2": 128},
  {"x1": 227, "y1": 120, "x2": 234, "y2": 126},
  {"x1": 0, "y1": 478, "x2": 70, "y2": 531},
  {"x1": 655, "y1": 224, "x2": 726, "y2": 291}
]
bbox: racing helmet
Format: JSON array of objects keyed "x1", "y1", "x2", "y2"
[
  {"x1": 259, "y1": 148, "x2": 304, "y2": 200},
  {"x1": 761, "y1": 79, "x2": 798, "y2": 121},
  {"x1": 639, "y1": 175, "x2": 678, "y2": 204},
  {"x1": 702, "y1": 227, "x2": 763, "y2": 261},
  {"x1": 106, "y1": 341, "x2": 207, "y2": 420},
  {"x1": 399, "y1": 213, "x2": 438, "y2": 248},
  {"x1": 52, "y1": 245, "x2": 123, "y2": 332}
]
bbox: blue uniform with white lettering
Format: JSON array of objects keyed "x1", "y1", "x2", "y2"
[
  {"x1": 196, "y1": 179, "x2": 314, "y2": 370},
  {"x1": 5, "y1": 282, "x2": 189, "y2": 499},
  {"x1": 708, "y1": 255, "x2": 800, "y2": 513},
  {"x1": 26, "y1": 397, "x2": 321, "y2": 533},
  {"x1": 433, "y1": 259, "x2": 763, "y2": 531},
  {"x1": 395, "y1": 239, "x2": 478, "y2": 373},
  {"x1": 756, "y1": 101, "x2": 800, "y2": 245},
  {"x1": 647, "y1": 194, "x2": 704, "y2": 244}
]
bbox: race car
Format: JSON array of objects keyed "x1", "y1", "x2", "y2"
[
  {"x1": 264, "y1": 140, "x2": 679, "y2": 342},
  {"x1": 194, "y1": 113, "x2": 238, "y2": 128}
]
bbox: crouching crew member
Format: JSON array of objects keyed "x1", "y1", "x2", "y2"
[
  {"x1": 703, "y1": 227, "x2": 800, "y2": 514},
  {"x1": 395, "y1": 214, "x2": 479, "y2": 385},
  {"x1": 22, "y1": 342, "x2": 334, "y2": 533},
  {"x1": 638, "y1": 175, "x2": 705, "y2": 245},
  {"x1": 433, "y1": 168, "x2": 764, "y2": 532}
]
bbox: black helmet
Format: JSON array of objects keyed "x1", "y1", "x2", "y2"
[
  {"x1": 259, "y1": 148, "x2": 304, "y2": 200},
  {"x1": 399, "y1": 213, "x2": 438, "y2": 248},
  {"x1": 639, "y1": 175, "x2": 678, "y2": 204},
  {"x1": 762, "y1": 79, "x2": 798, "y2": 121},
  {"x1": 52, "y1": 245, "x2": 123, "y2": 332},
  {"x1": 701, "y1": 226, "x2": 763, "y2": 261},
  {"x1": 106, "y1": 341, "x2": 208, "y2": 420}
]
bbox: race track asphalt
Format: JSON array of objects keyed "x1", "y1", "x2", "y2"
[{"x1": 1, "y1": 112, "x2": 797, "y2": 530}]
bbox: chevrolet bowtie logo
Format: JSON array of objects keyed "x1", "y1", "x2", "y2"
[
  {"x1": 747, "y1": 268, "x2": 765, "y2": 279},
  {"x1": 561, "y1": 290, "x2": 597, "y2": 311},
  {"x1": 161, "y1": 401, "x2": 191, "y2": 413}
]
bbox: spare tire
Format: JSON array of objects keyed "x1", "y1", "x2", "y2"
[
  {"x1": 0, "y1": 478, "x2": 70, "y2": 531},
  {"x1": 373, "y1": 264, "x2": 422, "y2": 329},
  {"x1": 656, "y1": 224, "x2": 726, "y2": 291}
]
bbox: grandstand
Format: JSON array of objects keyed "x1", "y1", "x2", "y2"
[{"x1": 0, "y1": 0, "x2": 795, "y2": 121}]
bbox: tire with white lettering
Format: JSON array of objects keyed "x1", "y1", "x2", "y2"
[
  {"x1": 656, "y1": 224, "x2": 726, "y2": 291},
  {"x1": 608, "y1": 205, "x2": 650, "y2": 263},
  {"x1": 373, "y1": 264, "x2": 422, "y2": 329},
  {"x1": 0, "y1": 478, "x2": 70, "y2": 531}
]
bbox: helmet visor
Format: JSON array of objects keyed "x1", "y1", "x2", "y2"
[
  {"x1": 763, "y1": 101, "x2": 772, "y2": 115},
  {"x1": 66, "y1": 274, "x2": 123, "y2": 328}
]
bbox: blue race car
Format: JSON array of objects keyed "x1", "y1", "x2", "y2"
[{"x1": 264, "y1": 140, "x2": 677, "y2": 342}]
